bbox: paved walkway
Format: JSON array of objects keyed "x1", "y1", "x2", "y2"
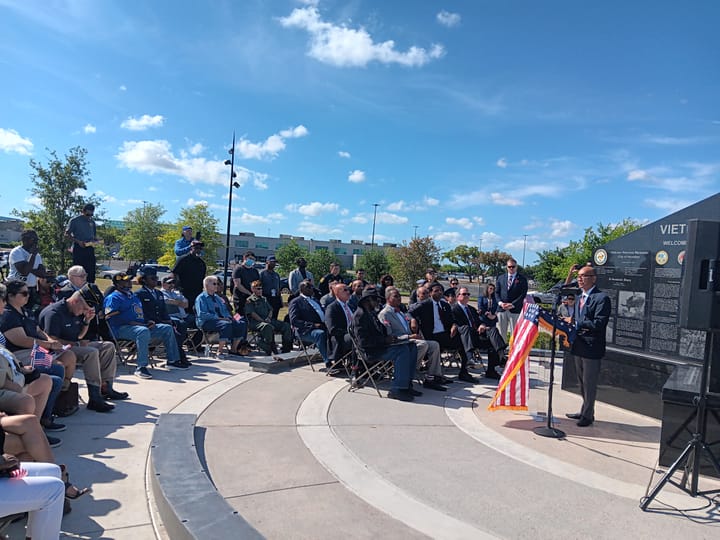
[{"x1": 6, "y1": 353, "x2": 720, "y2": 539}]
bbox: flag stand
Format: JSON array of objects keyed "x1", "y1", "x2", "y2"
[{"x1": 533, "y1": 291, "x2": 567, "y2": 438}]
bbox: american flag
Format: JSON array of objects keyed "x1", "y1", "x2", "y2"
[
  {"x1": 30, "y1": 342, "x2": 53, "y2": 369},
  {"x1": 488, "y1": 303, "x2": 541, "y2": 411}
]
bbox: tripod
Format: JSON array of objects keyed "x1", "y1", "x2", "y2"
[{"x1": 640, "y1": 331, "x2": 720, "y2": 510}]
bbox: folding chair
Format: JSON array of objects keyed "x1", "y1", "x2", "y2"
[
  {"x1": 326, "y1": 348, "x2": 353, "y2": 379},
  {"x1": 292, "y1": 327, "x2": 317, "y2": 371},
  {"x1": 106, "y1": 323, "x2": 138, "y2": 372},
  {"x1": 183, "y1": 327, "x2": 203, "y2": 354},
  {"x1": 348, "y1": 329, "x2": 394, "y2": 398},
  {"x1": 200, "y1": 331, "x2": 220, "y2": 357}
]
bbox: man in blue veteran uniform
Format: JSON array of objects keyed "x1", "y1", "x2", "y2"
[{"x1": 103, "y1": 272, "x2": 182, "y2": 379}]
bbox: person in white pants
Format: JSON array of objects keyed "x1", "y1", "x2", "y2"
[{"x1": 0, "y1": 461, "x2": 64, "y2": 540}]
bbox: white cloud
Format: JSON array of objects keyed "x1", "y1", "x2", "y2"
[
  {"x1": 446, "y1": 217, "x2": 474, "y2": 230},
  {"x1": 279, "y1": 6, "x2": 445, "y2": 67},
  {"x1": 338, "y1": 150, "x2": 351, "y2": 158},
  {"x1": 348, "y1": 169, "x2": 366, "y2": 183},
  {"x1": 297, "y1": 221, "x2": 342, "y2": 236},
  {"x1": 195, "y1": 189, "x2": 215, "y2": 198},
  {"x1": 644, "y1": 198, "x2": 696, "y2": 213},
  {"x1": 121, "y1": 114, "x2": 165, "y2": 131},
  {"x1": 293, "y1": 201, "x2": 340, "y2": 216},
  {"x1": 0, "y1": 128, "x2": 33, "y2": 155},
  {"x1": 24, "y1": 196, "x2": 42, "y2": 206},
  {"x1": 425, "y1": 196, "x2": 439, "y2": 207},
  {"x1": 386, "y1": 197, "x2": 439, "y2": 212},
  {"x1": 376, "y1": 211, "x2": 408, "y2": 225},
  {"x1": 434, "y1": 231, "x2": 463, "y2": 244},
  {"x1": 147, "y1": 186, "x2": 158, "y2": 192},
  {"x1": 95, "y1": 190, "x2": 117, "y2": 203},
  {"x1": 627, "y1": 169, "x2": 648, "y2": 181},
  {"x1": 83, "y1": 124, "x2": 96, "y2": 134},
  {"x1": 119, "y1": 85, "x2": 127, "y2": 91},
  {"x1": 189, "y1": 143, "x2": 204, "y2": 155},
  {"x1": 186, "y1": 198, "x2": 209, "y2": 207},
  {"x1": 480, "y1": 231, "x2": 502, "y2": 246},
  {"x1": 436, "y1": 10, "x2": 461, "y2": 28},
  {"x1": 496, "y1": 157, "x2": 508, "y2": 168},
  {"x1": 490, "y1": 192, "x2": 523, "y2": 206},
  {"x1": 239, "y1": 212, "x2": 272, "y2": 224},
  {"x1": 253, "y1": 176, "x2": 269, "y2": 190},
  {"x1": 350, "y1": 215, "x2": 368, "y2": 224},
  {"x1": 116, "y1": 139, "x2": 267, "y2": 188},
  {"x1": 550, "y1": 219, "x2": 574, "y2": 238},
  {"x1": 387, "y1": 200, "x2": 407, "y2": 211},
  {"x1": 236, "y1": 125, "x2": 308, "y2": 160}
]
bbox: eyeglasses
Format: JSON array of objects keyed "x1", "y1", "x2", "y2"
[
  {"x1": 577, "y1": 274, "x2": 595, "y2": 279},
  {"x1": 507, "y1": 265, "x2": 516, "y2": 269},
  {"x1": 458, "y1": 293, "x2": 470, "y2": 296}
]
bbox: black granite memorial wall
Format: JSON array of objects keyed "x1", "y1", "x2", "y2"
[{"x1": 562, "y1": 193, "x2": 720, "y2": 419}]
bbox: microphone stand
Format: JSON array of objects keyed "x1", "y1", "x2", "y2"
[{"x1": 533, "y1": 288, "x2": 567, "y2": 438}]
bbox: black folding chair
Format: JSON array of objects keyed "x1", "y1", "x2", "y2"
[
  {"x1": 348, "y1": 328, "x2": 394, "y2": 398},
  {"x1": 292, "y1": 327, "x2": 317, "y2": 371}
]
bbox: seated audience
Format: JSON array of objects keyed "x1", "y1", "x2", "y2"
[
  {"x1": 195, "y1": 276, "x2": 249, "y2": 358},
  {"x1": 103, "y1": 273, "x2": 183, "y2": 379},
  {"x1": 378, "y1": 287, "x2": 447, "y2": 390},
  {"x1": 347, "y1": 280, "x2": 364, "y2": 312},
  {"x1": 288, "y1": 280, "x2": 329, "y2": 367},
  {"x1": 409, "y1": 283, "x2": 477, "y2": 384},
  {"x1": 452, "y1": 287, "x2": 501, "y2": 379},
  {"x1": 245, "y1": 280, "x2": 292, "y2": 355},
  {"x1": 324, "y1": 282, "x2": 354, "y2": 373},
  {"x1": 135, "y1": 267, "x2": 191, "y2": 369},
  {"x1": 351, "y1": 288, "x2": 418, "y2": 401},
  {"x1": 39, "y1": 290, "x2": 127, "y2": 411}
]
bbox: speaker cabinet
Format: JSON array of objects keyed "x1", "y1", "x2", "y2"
[{"x1": 678, "y1": 220, "x2": 720, "y2": 331}]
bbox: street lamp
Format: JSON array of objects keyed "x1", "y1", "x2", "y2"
[
  {"x1": 413, "y1": 225, "x2": 418, "y2": 239},
  {"x1": 370, "y1": 203, "x2": 380, "y2": 248},
  {"x1": 522, "y1": 234, "x2": 528, "y2": 268},
  {"x1": 223, "y1": 132, "x2": 239, "y2": 294}
]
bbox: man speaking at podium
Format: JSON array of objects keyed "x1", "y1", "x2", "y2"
[{"x1": 564, "y1": 264, "x2": 611, "y2": 427}]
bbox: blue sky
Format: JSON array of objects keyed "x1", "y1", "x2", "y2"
[{"x1": 1, "y1": 0, "x2": 718, "y2": 264}]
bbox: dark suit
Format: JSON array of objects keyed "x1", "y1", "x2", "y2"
[
  {"x1": 409, "y1": 299, "x2": 470, "y2": 374},
  {"x1": 288, "y1": 295, "x2": 328, "y2": 364},
  {"x1": 351, "y1": 304, "x2": 415, "y2": 393},
  {"x1": 569, "y1": 287, "x2": 611, "y2": 422},
  {"x1": 495, "y1": 271, "x2": 528, "y2": 338},
  {"x1": 451, "y1": 303, "x2": 500, "y2": 375},
  {"x1": 325, "y1": 300, "x2": 353, "y2": 362}
]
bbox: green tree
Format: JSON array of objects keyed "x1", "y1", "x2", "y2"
[
  {"x1": 534, "y1": 219, "x2": 642, "y2": 290},
  {"x1": 120, "y1": 203, "x2": 166, "y2": 263},
  {"x1": 358, "y1": 248, "x2": 391, "y2": 285},
  {"x1": 158, "y1": 204, "x2": 221, "y2": 269},
  {"x1": 307, "y1": 249, "x2": 339, "y2": 284},
  {"x1": 387, "y1": 236, "x2": 441, "y2": 291},
  {"x1": 479, "y1": 248, "x2": 514, "y2": 280},
  {"x1": 444, "y1": 245, "x2": 482, "y2": 282},
  {"x1": 13, "y1": 147, "x2": 100, "y2": 272},
  {"x1": 275, "y1": 239, "x2": 309, "y2": 277}
]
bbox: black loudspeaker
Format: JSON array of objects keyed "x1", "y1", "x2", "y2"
[{"x1": 678, "y1": 219, "x2": 720, "y2": 331}]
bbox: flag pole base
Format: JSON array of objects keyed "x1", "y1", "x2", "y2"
[{"x1": 533, "y1": 426, "x2": 566, "y2": 438}]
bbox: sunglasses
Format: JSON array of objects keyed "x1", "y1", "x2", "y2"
[
  {"x1": 507, "y1": 265, "x2": 516, "y2": 269},
  {"x1": 458, "y1": 293, "x2": 470, "y2": 296}
]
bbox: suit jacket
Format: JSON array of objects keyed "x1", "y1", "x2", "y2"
[
  {"x1": 351, "y1": 304, "x2": 388, "y2": 356},
  {"x1": 451, "y1": 302, "x2": 480, "y2": 329},
  {"x1": 288, "y1": 295, "x2": 323, "y2": 336},
  {"x1": 377, "y1": 304, "x2": 412, "y2": 337},
  {"x1": 325, "y1": 300, "x2": 352, "y2": 361},
  {"x1": 477, "y1": 295, "x2": 498, "y2": 326},
  {"x1": 409, "y1": 299, "x2": 454, "y2": 338},
  {"x1": 570, "y1": 287, "x2": 611, "y2": 360},
  {"x1": 495, "y1": 272, "x2": 528, "y2": 314}
]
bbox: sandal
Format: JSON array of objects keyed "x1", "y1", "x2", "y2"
[{"x1": 60, "y1": 465, "x2": 91, "y2": 500}]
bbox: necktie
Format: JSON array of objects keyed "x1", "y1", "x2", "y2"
[
  {"x1": 343, "y1": 302, "x2": 352, "y2": 325},
  {"x1": 508, "y1": 275, "x2": 514, "y2": 289},
  {"x1": 579, "y1": 294, "x2": 587, "y2": 311}
]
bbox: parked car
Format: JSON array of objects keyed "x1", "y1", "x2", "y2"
[
  {"x1": 97, "y1": 264, "x2": 124, "y2": 279},
  {"x1": 139, "y1": 264, "x2": 172, "y2": 281}
]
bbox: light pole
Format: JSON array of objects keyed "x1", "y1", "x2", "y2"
[
  {"x1": 223, "y1": 132, "x2": 239, "y2": 294},
  {"x1": 413, "y1": 225, "x2": 418, "y2": 239},
  {"x1": 522, "y1": 234, "x2": 528, "y2": 268},
  {"x1": 370, "y1": 203, "x2": 380, "y2": 248}
]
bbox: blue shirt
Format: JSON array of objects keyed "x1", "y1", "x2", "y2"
[
  {"x1": 174, "y1": 237, "x2": 192, "y2": 257},
  {"x1": 194, "y1": 292, "x2": 231, "y2": 328},
  {"x1": 103, "y1": 290, "x2": 144, "y2": 330}
]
